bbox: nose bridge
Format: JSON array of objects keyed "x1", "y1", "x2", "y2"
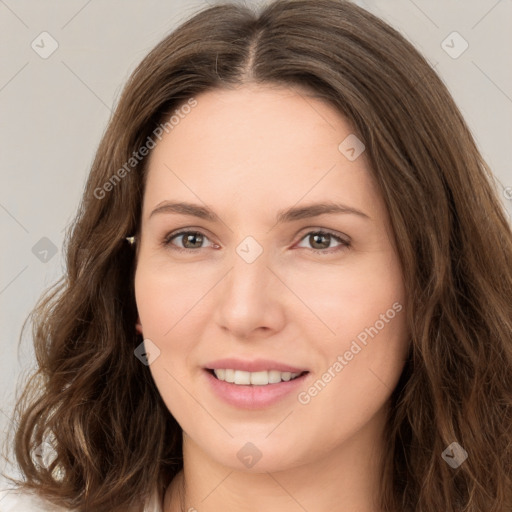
[
  {"x1": 214, "y1": 239, "x2": 283, "y2": 337},
  {"x1": 225, "y1": 242, "x2": 270, "y2": 303}
]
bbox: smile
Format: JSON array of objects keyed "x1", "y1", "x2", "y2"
[
  {"x1": 211, "y1": 369, "x2": 306, "y2": 385},
  {"x1": 204, "y1": 366, "x2": 310, "y2": 409}
]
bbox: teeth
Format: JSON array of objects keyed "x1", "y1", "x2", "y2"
[
  {"x1": 212, "y1": 369, "x2": 302, "y2": 385},
  {"x1": 234, "y1": 370, "x2": 251, "y2": 385},
  {"x1": 268, "y1": 370, "x2": 282, "y2": 384},
  {"x1": 250, "y1": 371, "x2": 267, "y2": 385}
]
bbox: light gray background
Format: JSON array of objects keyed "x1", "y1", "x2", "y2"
[{"x1": 1, "y1": 0, "x2": 511, "y2": 483}]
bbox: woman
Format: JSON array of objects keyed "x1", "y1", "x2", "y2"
[{"x1": 2, "y1": 0, "x2": 511, "y2": 511}]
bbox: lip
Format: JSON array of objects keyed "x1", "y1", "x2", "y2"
[
  {"x1": 204, "y1": 368, "x2": 310, "y2": 410},
  {"x1": 205, "y1": 358, "x2": 307, "y2": 373}
]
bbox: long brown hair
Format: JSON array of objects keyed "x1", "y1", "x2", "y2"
[{"x1": 4, "y1": 1, "x2": 512, "y2": 510}]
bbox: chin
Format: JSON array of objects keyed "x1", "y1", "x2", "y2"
[{"x1": 197, "y1": 432, "x2": 313, "y2": 473}]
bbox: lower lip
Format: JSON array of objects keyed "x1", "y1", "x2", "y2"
[{"x1": 204, "y1": 370, "x2": 309, "y2": 409}]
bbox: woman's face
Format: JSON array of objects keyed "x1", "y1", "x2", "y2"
[{"x1": 134, "y1": 84, "x2": 409, "y2": 473}]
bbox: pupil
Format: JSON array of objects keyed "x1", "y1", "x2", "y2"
[
  {"x1": 311, "y1": 233, "x2": 329, "y2": 249},
  {"x1": 184, "y1": 233, "x2": 202, "y2": 248}
]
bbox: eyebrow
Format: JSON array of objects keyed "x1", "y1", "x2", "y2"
[{"x1": 149, "y1": 200, "x2": 370, "y2": 223}]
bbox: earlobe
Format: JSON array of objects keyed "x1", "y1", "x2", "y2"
[{"x1": 135, "y1": 316, "x2": 143, "y2": 334}]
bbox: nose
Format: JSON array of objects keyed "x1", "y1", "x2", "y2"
[{"x1": 213, "y1": 248, "x2": 287, "y2": 340}]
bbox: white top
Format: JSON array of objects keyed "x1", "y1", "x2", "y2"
[{"x1": 0, "y1": 487, "x2": 163, "y2": 511}]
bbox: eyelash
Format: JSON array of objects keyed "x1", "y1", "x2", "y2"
[{"x1": 162, "y1": 228, "x2": 351, "y2": 255}]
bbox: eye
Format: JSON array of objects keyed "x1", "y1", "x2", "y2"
[
  {"x1": 295, "y1": 230, "x2": 350, "y2": 254},
  {"x1": 163, "y1": 230, "x2": 218, "y2": 252},
  {"x1": 161, "y1": 228, "x2": 350, "y2": 255}
]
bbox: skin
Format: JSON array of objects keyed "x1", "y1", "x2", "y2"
[{"x1": 134, "y1": 84, "x2": 410, "y2": 512}]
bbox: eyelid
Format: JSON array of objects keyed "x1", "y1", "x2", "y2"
[
  {"x1": 163, "y1": 229, "x2": 218, "y2": 250},
  {"x1": 295, "y1": 227, "x2": 350, "y2": 244},
  {"x1": 294, "y1": 228, "x2": 351, "y2": 254},
  {"x1": 162, "y1": 226, "x2": 351, "y2": 253}
]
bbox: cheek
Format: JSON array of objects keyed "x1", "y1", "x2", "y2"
[
  {"x1": 278, "y1": 249, "x2": 406, "y2": 345},
  {"x1": 134, "y1": 261, "x2": 218, "y2": 409},
  {"x1": 134, "y1": 260, "x2": 214, "y2": 341},
  {"x1": 293, "y1": 304, "x2": 407, "y2": 449},
  {"x1": 134, "y1": 266, "x2": 193, "y2": 424},
  {"x1": 298, "y1": 309, "x2": 408, "y2": 442},
  {"x1": 287, "y1": 250, "x2": 408, "y2": 417}
]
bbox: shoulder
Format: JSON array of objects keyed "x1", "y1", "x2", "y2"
[
  {"x1": 0, "y1": 487, "x2": 72, "y2": 511},
  {"x1": 0, "y1": 487, "x2": 163, "y2": 512}
]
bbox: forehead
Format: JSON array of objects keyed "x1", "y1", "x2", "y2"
[{"x1": 142, "y1": 84, "x2": 380, "y2": 220}]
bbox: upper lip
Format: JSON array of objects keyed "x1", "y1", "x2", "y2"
[{"x1": 205, "y1": 358, "x2": 308, "y2": 373}]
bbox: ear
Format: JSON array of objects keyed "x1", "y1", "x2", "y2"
[{"x1": 135, "y1": 316, "x2": 143, "y2": 334}]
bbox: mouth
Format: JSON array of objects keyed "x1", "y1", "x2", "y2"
[
  {"x1": 203, "y1": 358, "x2": 311, "y2": 408},
  {"x1": 206, "y1": 368, "x2": 309, "y2": 386}
]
